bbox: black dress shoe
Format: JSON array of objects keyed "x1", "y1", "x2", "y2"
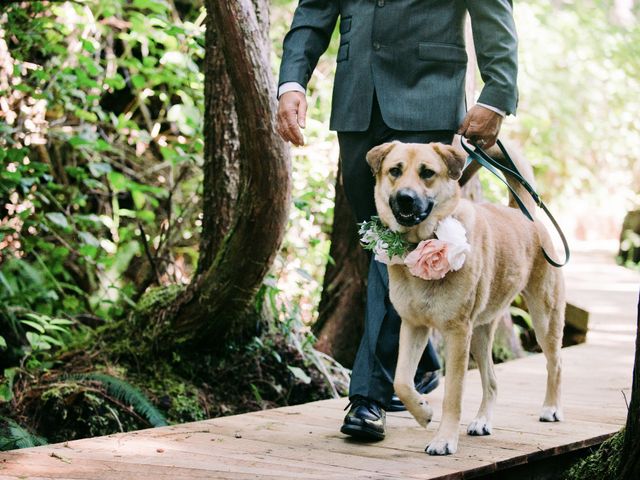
[
  {"x1": 387, "y1": 371, "x2": 440, "y2": 412},
  {"x1": 340, "y1": 395, "x2": 386, "y2": 441}
]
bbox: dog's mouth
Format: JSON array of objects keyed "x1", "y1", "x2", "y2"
[{"x1": 390, "y1": 194, "x2": 435, "y2": 227}]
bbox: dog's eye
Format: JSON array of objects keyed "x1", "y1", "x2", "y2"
[
  {"x1": 420, "y1": 167, "x2": 436, "y2": 180},
  {"x1": 389, "y1": 167, "x2": 402, "y2": 178}
]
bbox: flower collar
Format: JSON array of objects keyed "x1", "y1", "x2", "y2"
[{"x1": 359, "y1": 216, "x2": 471, "y2": 280}]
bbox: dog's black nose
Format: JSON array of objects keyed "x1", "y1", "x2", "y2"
[{"x1": 396, "y1": 189, "x2": 417, "y2": 212}]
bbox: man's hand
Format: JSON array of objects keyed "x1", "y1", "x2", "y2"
[
  {"x1": 277, "y1": 91, "x2": 307, "y2": 147},
  {"x1": 457, "y1": 105, "x2": 503, "y2": 149}
]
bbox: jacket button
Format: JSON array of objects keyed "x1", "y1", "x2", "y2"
[
  {"x1": 377, "y1": 0, "x2": 385, "y2": 6},
  {"x1": 373, "y1": 42, "x2": 381, "y2": 50}
]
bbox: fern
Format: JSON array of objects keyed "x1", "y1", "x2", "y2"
[
  {"x1": 0, "y1": 417, "x2": 47, "y2": 451},
  {"x1": 71, "y1": 373, "x2": 168, "y2": 427}
]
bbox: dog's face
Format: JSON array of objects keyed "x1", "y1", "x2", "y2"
[{"x1": 366, "y1": 142, "x2": 466, "y2": 231}]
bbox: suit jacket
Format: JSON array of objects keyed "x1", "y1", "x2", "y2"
[{"x1": 278, "y1": 0, "x2": 518, "y2": 132}]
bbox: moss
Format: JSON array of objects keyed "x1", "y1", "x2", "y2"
[
  {"x1": 135, "y1": 284, "x2": 186, "y2": 318},
  {"x1": 32, "y1": 380, "x2": 144, "y2": 443},
  {"x1": 128, "y1": 363, "x2": 207, "y2": 424},
  {"x1": 563, "y1": 430, "x2": 624, "y2": 480}
]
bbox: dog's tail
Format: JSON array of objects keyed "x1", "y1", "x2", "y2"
[{"x1": 484, "y1": 141, "x2": 538, "y2": 215}]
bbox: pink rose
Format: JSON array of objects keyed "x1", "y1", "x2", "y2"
[{"x1": 404, "y1": 239, "x2": 451, "y2": 280}]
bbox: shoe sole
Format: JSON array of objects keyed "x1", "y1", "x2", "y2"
[
  {"x1": 340, "y1": 423, "x2": 385, "y2": 442},
  {"x1": 387, "y1": 374, "x2": 440, "y2": 412}
]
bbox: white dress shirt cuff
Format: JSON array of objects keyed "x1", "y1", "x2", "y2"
[
  {"x1": 278, "y1": 82, "x2": 306, "y2": 99},
  {"x1": 476, "y1": 102, "x2": 506, "y2": 118}
]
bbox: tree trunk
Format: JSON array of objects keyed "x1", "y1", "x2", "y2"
[
  {"x1": 619, "y1": 296, "x2": 640, "y2": 479},
  {"x1": 161, "y1": 0, "x2": 291, "y2": 348},
  {"x1": 313, "y1": 161, "x2": 369, "y2": 367}
]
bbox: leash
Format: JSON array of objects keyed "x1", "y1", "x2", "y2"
[{"x1": 459, "y1": 138, "x2": 570, "y2": 268}]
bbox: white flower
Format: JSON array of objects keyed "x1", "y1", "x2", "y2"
[
  {"x1": 373, "y1": 240, "x2": 404, "y2": 265},
  {"x1": 360, "y1": 229, "x2": 377, "y2": 245},
  {"x1": 435, "y1": 216, "x2": 471, "y2": 271}
]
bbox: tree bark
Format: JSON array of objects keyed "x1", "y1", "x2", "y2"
[
  {"x1": 162, "y1": 0, "x2": 291, "y2": 348},
  {"x1": 619, "y1": 296, "x2": 640, "y2": 479},
  {"x1": 313, "y1": 161, "x2": 369, "y2": 367}
]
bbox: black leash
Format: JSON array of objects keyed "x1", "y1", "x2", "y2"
[{"x1": 459, "y1": 139, "x2": 570, "y2": 268}]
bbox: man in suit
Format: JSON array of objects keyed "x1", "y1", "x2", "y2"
[{"x1": 277, "y1": 0, "x2": 518, "y2": 441}]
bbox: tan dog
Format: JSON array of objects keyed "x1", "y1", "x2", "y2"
[{"x1": 365, "y1": 141, "x2": 565, "y2": 455}]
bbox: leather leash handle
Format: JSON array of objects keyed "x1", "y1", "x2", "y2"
[{"x1": 459, "y1": 138, "x2": 571, "y2": 268}]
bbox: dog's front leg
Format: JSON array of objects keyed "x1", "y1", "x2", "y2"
[
  {"x1": 393, "y1": 321, "x2": 433, "y2": 427},
  {"x1": 426, "y1": 325, "x2": 472, "y2": 455}
]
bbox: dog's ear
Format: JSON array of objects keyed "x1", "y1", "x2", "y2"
[
  {"x1": 433, "y1": 144, "x2": 467, "y2": 181},
  {"x1": 366, "y1": 142, "x2": 397, "y2": 175}
]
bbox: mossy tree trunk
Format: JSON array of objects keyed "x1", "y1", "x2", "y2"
[
  {"x1": 619, "y1": 296, "x2": 640, "y2": 479},
  {"x1": 161, "y1": 0, "x2": 291, "y2": 349}
]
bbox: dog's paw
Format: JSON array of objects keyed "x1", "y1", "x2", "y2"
[
  {"x1": 425, "y1": 436, "x2": 458, "y2": 455},
  {"x1": 415, "y1": 400, "x2": 434, "y2": 428},
  {"x1": 467, "y1": 417, "x2": 492, "y2": 436},
  {"x1": 405, "y1": 398, "x2": 433, "y2": 428},
  {"x1": 539, "y1": 406, "x2": 563, "y2": 422}
]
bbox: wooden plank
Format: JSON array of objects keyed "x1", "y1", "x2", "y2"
[{"x1": 565, "y1": 302, "x2": 589, "y2": 332}]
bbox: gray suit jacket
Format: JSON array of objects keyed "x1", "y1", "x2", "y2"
[{"x1": 279, "y1": 0, "x2": 518, "y2": 132}]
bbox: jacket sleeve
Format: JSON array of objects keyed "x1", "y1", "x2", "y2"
[
  {"x1": 278, "y1": 0, "x2": 339, "y2": 90},
  {"x1": 465, "y1": 0, "x2": 519, "y2": 114}
]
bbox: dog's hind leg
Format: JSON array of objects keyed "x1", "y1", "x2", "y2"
[
  {"x1": 523, "y1": 286, "x2": 565, "y2": 422},
  {"x1": 467, "y1": 321, "x2": 498, "y2": 436},
  {"x1": 393, "y1": 321, "x2": 433, "y2": 428}
]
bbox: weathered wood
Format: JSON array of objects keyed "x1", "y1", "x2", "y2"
[{"x1": 0, "y1": 340, "x2": 633, "y2": 480}]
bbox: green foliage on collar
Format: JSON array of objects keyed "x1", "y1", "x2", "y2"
[{"x1": 358, "y1": 216, "x2": 411, "y2": 259}]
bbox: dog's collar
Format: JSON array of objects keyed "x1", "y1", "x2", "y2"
[{"x1": 359, "y1": 216, "x2": 471, "y2": 279}]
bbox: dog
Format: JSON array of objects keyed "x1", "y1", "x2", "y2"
[{"x1": 365, "y1": 140, "x2": 565, "y2": 455}]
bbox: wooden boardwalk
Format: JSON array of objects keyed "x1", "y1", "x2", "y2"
[{"x1": 1, "y1": 247, "x2": 637, "y2": 480}]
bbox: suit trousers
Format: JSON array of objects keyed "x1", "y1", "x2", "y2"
[{"x1": 338, "y1": 93, "x2": 454, "y2": 408}]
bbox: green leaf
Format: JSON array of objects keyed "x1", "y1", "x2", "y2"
[
  {"x1": 39, "y1": 334, "x2": 63, "y2": 347},
  {"x1": 250, "y1": 383, "x2": 263, "y2": 403},
  {"x1": 25, "y1": 332, "x2": 51, "y2": 350},
  {"x1": 95, "y1": 139, "x2": 111, "y2": 152},
  {"x1": 131, "y1": 190, "x2": 146, "y2": 210},
  {"x1": 68, "y1": 136, "x2": 92, "y2": 147},
  {"x1": 131, "y1": 74, "x2": 146, "y2": 89},
  {"x1": 104, "y1": 74, "x2": 126, "y2": 90},
  {"x1": 108, "y1": 171, "x2": 127, "y2": 191},
  {"x1": 45, "y1": 212, "x2": 69, "y2": 229},
  {"x1": 21, "y1": 320, "x2": 45, "y2": 334},
  {"x1": 81, "y1": 39, "x2": 96, "y2": 53},
  {"x1": 287, "y1": 366, "x2": 311, "y2": 385},
  {"x1": 0, "y1": 417, "x2": 48, "y2": 447},
  {"x1": 132, "y1": 0, "x2": 170, "y2": 14},
  {"x1": 0, "y1": 384, "x2": 13, "y2": 403},
  {"x1": 135, "y1": 210, "x2": 155, "y2": 223},
  {"x1": 0, "y1": 336, "x2": 6, "y2": 350},
  {"x1": 69, "y1": 373, "x2": 168, "y2": 427}
]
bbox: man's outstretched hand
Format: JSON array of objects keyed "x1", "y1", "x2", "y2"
[
  {"x1": 277, "y1": 91, "x2": 307, "y2": 147},
  {"x1": 457, "y1": 105, "x2": 503, "y2": 149}
]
